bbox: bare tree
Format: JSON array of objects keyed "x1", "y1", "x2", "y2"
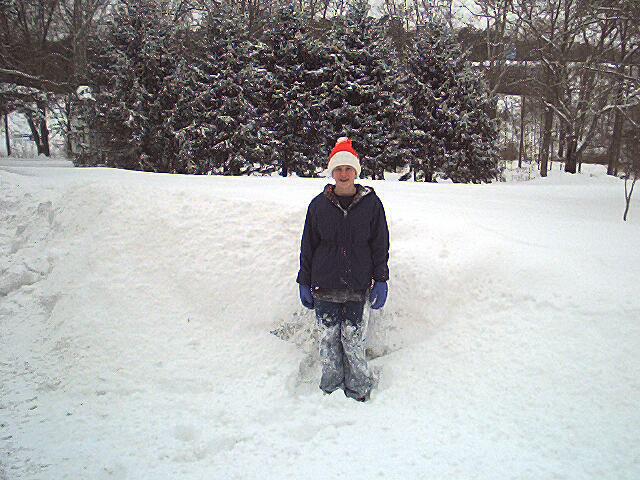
[
  {"x1": 621, "y1": 118, "x2": 638, "y2": 220},
  {"x1": 0, "y1": 0, "x2": 68, "y2": 90},
  {"x1": 463, "y1": 1, "x2": 515, "y2": 117},
  {"x1": 377, "y1": 0, "x2": 452, "y2": 30},
  {"x1": 599, "y1": 1, "x2": 640, "y2": 176},
  {"x1": 0, "y1": 0, "x2": 111, "y2": 155},
  {"x1": 57, "y1": 0, "x2": 110, "y2": 84},
  {"x1": 513, "y1": 0, "x2": 621, "y2": 174},
  {"x1": 623, "y1": 165, "x2": 637, "y2": 221},
  {"x1": 620, "y1": 74, "x2": 640, "y2": 221}
]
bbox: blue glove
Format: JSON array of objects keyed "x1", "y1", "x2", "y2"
[
  {"x1": 369, "y1": 281, "x2": 388, "y2": 310},
  {"x1": 299, "y1": 284, "x2": 314, "y2": 309}
]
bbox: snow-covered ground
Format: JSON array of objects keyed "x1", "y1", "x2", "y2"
[{"x1": 1, "y1": 158, "x2": 639, "y2": 480}]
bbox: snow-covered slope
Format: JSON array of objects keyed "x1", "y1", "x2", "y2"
[{"x1": 1, "y1": 159, "x2": 639, "y2": 479}]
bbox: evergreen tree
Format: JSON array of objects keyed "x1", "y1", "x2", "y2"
[
  {"x1": 255, "y1": 4, "x2": 327, "y2": 177},
  {"x1": 320, "y1": 0, "x2": 405, "y2": 179},
  {"x1": 85, "y1": 0, "x2": 183, "y2": 172},
  {"x1": 170, "y1": 6, "x2": 267, "y2": 175},
  {"x1": 403, "y1": 21, "x2": 500, "y2": 183}
]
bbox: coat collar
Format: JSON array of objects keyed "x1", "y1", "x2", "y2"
[{"x1": 323, "y1": 183, "x2": 373, "y2": 212}]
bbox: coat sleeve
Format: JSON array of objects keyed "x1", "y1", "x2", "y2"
[
  {"x1": 296, "y1": 202, "x2": 319, "y2": 286},
  {"x1": 370, "y1": 196, "x2": 390, "y2": 282}
]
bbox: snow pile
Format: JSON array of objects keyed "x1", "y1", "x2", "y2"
[{"x1": 1, "y1": 160, "x2": 639, "y2": 479}]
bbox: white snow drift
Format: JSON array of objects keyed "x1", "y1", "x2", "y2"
[{"x1": 1, "y1": 158, "x2": 639, "y2": 480}]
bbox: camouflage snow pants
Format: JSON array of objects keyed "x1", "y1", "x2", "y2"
[{"x1": 315, "y1": 299, "x2": 372, "y2": 400}]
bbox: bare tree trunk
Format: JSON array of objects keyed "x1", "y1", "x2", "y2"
[
  {"x1": 25, "y1": 113, "x2": 42, "y2": 155},
  {"x1": 578, "y1": 150, "x2": 582, "y2": 173},
  {"x1": 509, "y1": 98, "x2": 516, "y2": 145},
  {"x1": 565, "y1": 130, "x2": 577, "y2": 174},
  {"x1": 558, "y1": 122, "x2": 565, "y2": 164},
  {"x1": 24, "y1": 103, "x2": 50, "y2": 157},
  {"x1": 624, "y1": 177, "x2": 636, "y2": 221},
  {"x1": 322, "y1": 0, "x2": 330, "y2": 19},
  {"x1": 533, "y1": 109, "x2": 540, "y2": 167},
  {"x1": 540, "y1": 104, "x2": 553, "y2": 177},
  {"x1": 3, "y1": 112, "x2": 10, "y2": 156},
  {"x1": 518, "y1": 95, "x2": 526, "y2": 168},
  {"x1": 609, "y1": 16, "x2": 629, "y2": 176},
  {"x1": 608, "y1": 105, "x2": 624, "y2": 176},
  {"x1": 424, "y1": 168, "x2": 435, "y2": 183},
  {"x1": 65, "y1": 97, "x2": 73, "y2": 156},
  {"x1": 39, "y1": 102, "x2": 50, "y2": 156},
  {"x1": 72, "y1": 0, "x2": 89, "y2": 84}
]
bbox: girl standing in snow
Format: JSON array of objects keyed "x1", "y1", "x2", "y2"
[{"x1": 296, "y1": 137, "x2": 390, "y2": 402}]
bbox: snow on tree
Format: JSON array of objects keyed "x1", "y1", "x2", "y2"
[
  {"x1": 253, "y1": 4, "x2": 328, "y2": 177},
  {"x1": 402, "y1": 21, "x2": 500, "y2": 183},
  {"x1": 77, "y1": 1, "x2": 502, "y2": 182},
  {"x1": 318, "y1": 0, "x2": 405, "y2": 179},
  {"x1": 169, "y1": 5, "x2": 268, "y2": 175},
  {"x1": 83, "y1": 0, "x2": 183, "y2": 172}
]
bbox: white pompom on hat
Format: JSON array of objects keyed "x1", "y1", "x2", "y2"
[{"x1": 327, "y1": 137, "x2": 361, "y2": 177}]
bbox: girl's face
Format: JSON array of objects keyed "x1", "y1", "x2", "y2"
[{"x1": 332, "y1": 165, "x2": 357, "y2": 187}]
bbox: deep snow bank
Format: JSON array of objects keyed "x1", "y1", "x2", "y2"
[{"x1": 1, "y1": 161, "x2": 639, "y2": 480}]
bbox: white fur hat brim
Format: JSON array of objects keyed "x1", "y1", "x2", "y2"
[{"x1": 327, "y1": 151, "x2": 361, "y2": 177}]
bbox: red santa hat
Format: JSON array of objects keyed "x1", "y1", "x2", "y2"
[{"x1": 327, "y1": 137, "x2": 361, "y2": 177}]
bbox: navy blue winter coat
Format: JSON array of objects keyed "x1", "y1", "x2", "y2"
[{"x1": 296, "y1": 184, "x2": 390, "y2": 292}]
